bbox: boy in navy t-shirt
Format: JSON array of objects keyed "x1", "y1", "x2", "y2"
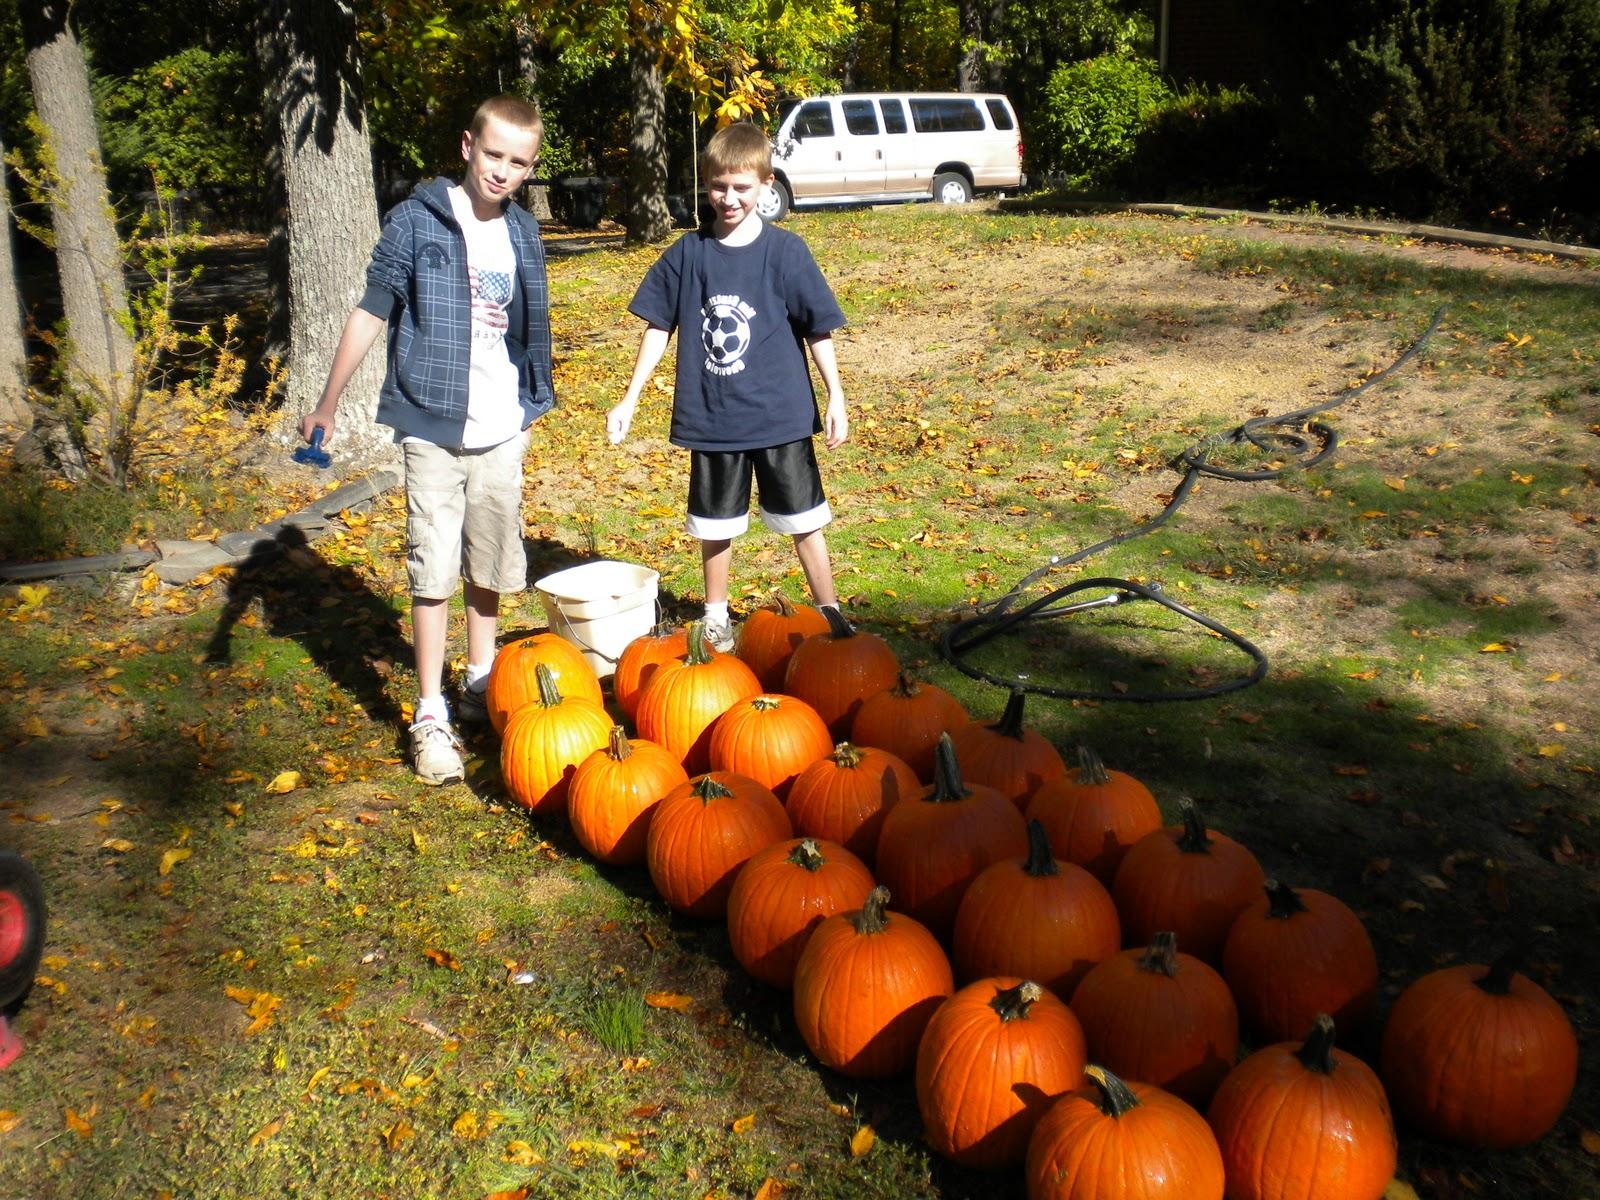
[{"x1": 608, "y1": 123, "x2": 850, "y2": 649}]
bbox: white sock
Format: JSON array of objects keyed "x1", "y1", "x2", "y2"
[
  {"x1": 415, "y1": 695, "x2": 450, "y2": 724},
  {"x1": 704, "y1": 601, "x2": 729, "y2": 626},
  {"x1": 464, "y1": 662, "x2": 492, "y2": 692}
]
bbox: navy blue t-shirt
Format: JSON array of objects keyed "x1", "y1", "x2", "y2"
[{"x1": 628, "y1": 224, "x2": 846, "y2": 451}]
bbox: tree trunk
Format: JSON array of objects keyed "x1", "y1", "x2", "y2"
[
  {"x1": 958, "y1": 0, "x2": 984, "y2": 91},
  {"x1": 257, "y1": 0, "x2": 390, "y2": 464},
  {"x1": 0, "y1": 125, "x2": 30, "y2": 442},
  {"x1": 513, "y1": 16, "x2": 553, "y2": 223},
  {"x1": 626, "y1": 24, "x2": 671, "y2": 245},
  {"x1": 985, "y1": 0, "x2": 1007, "y2": 92},
  {"x1": 19, "y1": 0, "x2": 134, "y2": 464}
]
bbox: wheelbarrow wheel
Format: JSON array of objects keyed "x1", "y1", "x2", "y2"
[{"x1": 0, "y1": 852, "x2": 45, "y2": 1013}]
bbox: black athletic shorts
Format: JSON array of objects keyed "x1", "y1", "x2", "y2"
[{"x1": 686, "y1": 438, "x2": 832, "y2": 539}]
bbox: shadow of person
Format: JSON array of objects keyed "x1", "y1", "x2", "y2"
[{"x1": 205, "y1": 524, "x2": 408, "y2": 728}]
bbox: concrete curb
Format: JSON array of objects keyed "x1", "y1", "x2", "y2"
[{"x1": 997, "y1": 198, "x2": 1600, "y2": 264}]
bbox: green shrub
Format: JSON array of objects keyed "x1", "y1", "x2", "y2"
[
  {"x1": 1039, "y1": 54, "x2": 1170, "y2": 187},
  {"x1": 97, "y1": 47, "x2": 257, "y2": 191},
  {"x1": 1117, "y1": 84, "x2": 1275, "y2": 202}
]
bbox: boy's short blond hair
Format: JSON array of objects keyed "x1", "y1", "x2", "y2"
[
  {"x1": 701, "y1": 123, "x2": 772, "y2": 180},
  {"x1": 471, "y1": 95, "x2": 543, "y2": 141}
]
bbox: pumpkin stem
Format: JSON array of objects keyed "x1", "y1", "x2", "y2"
[
  {"x1": 850, "y1": 886, "x2": 892, "y2": 935},
  {"x1": 1175, "y1": 797, "x2": 1212, "y2": 854},
  {"x1": 1477, "y1": 945, "x2": 1525, "y2": 996},
  {"x1": 989, "y1": 980, "x2": 1044, "y2": 1022},
  {"x1": 771, "y1": 593, "x2": 798, "y2": 618},
  {"x1": 1084, "y1": 1064, "x2": 1142, "y2": 1118},
  {"x1": 684, "y1": 620, "x2": 717, "y2": 665},
  {"x1": 788, "y1": 839, "x2": 826, "y2": 872},
  {"x1": 991, "y1": 688, "x2": 1028, "y2": 740},
  {"x1": 1264, "y1": 880, "x2": 1308, "y2": 919},
  {"x1": 927, "y1": 733, "x2": 970, "y2": 803},
  {"x1": 1076, "y1": 745, "x2": 1112, "y2": 786},
  {"x1": 829, "y1": 741, "x2": 865, "y2": 769},
  {"x1": 1137, "y1": 932, "x2": 1181, "y2": 977},
  {"x1": 751, "y1": 695, "x2": 783, "y2": 712},
  {"x1": 1292, "y1": 1013, "x2": 1339, "y2": 1074},
  {"x1": 892, "y1": 671, "x2": 921, "y2": 698},
  {"x1": 690, "y1": 774, "x2": 735, "y2": 804},
  {"x1": 1023, "y1": 819, "x2": 1060, "y2": 878},
  {"x1": 606, "y1": 725, "x2": 632, "y2": 760},
  {"x1": 821, "y1": 604, "x2": 856, "y2": 639},
  {"x1": 534, "y1": 662, "x2": 564, "y2": 707}
]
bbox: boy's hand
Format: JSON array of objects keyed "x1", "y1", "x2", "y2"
[
  {"x1": 606, "y1": 400, "x2": 636, "y2": 445},
  {"x1": 823, "y1": 395, "x2": 849, "y2": 449},
  {"x1": 300, "y1": 408, "x2": 335, "y2": 445}
]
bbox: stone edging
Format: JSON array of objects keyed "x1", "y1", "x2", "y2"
[{"x1": 0, "y1": 467, "x2": 403, "y2": 586}]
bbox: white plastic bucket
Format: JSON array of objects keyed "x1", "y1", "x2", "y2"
[{"x1": 534, "y1": 560, "x2": 659, "y2": 678}]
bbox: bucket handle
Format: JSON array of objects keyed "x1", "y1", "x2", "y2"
[{"x1": 552, "y1": 596, "x2": 667, "y2": 666}]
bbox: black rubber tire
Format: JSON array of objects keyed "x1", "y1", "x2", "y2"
[
  {"x1": 931, "y1": 171, "x2": 973, "y2": 204},
  {"x1": 0, "y1": 852, "x2": 46, "y2": 1012},
  {"x1": 757, "y1": 178, "x2": 791, "y2": 222}
]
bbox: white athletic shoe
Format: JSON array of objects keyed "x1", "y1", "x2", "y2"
[{"x1": 409, "y1": 716, "x2": 465, "y2": 786}]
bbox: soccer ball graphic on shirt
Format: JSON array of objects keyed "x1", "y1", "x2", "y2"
[{"x1": 702, "y1": 301, "x2": 751, "y2": 366}]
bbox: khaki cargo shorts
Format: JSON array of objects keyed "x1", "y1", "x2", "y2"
[{"x1": 402, "y1": 431, "x2": 529, "y2": 600}]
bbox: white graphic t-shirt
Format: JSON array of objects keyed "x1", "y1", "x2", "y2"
[{"x1": 448, "y1": 186, "x2": 522, "y2": 449}]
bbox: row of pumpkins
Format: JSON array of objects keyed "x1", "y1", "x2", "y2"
[{"x1": 479, "y1": 598, "x2": 1578, "y2": 1199}]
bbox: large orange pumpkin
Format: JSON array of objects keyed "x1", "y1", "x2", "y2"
[
  {"x1": 567, "y1": 726, "x2": 688, "y2": 865},
  {"x1": 612, "y1": 623, "x2": 688, "y2": 722},
  {"x1": 709, "y1": 693, "x2": 832, "y2": 798},
  {"x1": 784, "y1": 742, "x2": 920, "y2": 866},
  {"x1": 635, "y1": 621, "x2": 762, "y2": 773},
  {"x1": 946, "y1": 688, "x2": 1067, "y2": 808},
  {"x1": 792, "y1": 886, "x2": 953, "y2": 1078},
  {"x1": 499, "y1": 663, "x2": 613, "y2": 816},
  {"x1": 916, "y1": 978, "x2": 1088, "y2": 1169},
  {"x1": 782, "y1": 606, "x2": 899, "y2": 738},
  {"x1": 1207, "y1": 1015, "x2": 1396, "y2": 1200},
  {"x1": 849, "y1": 671, "x2": 969, "y2": 781},
  {"x1": 1025, "y1": 1065, "x2": 1225, "y2": 1200},
  {"x1": 725, "y1": 837, "x2": 875, "y2": 989},
  {"x1": 1025, "y1": 746, "x2": 1162, "y2": 885},
  {"x1": 735, "y1": 593, "x2": 829, "y2": 690},
  {"x1": 951, "y1": 819, "x2": 1121, "y2": 997},
  {"x1": 1111, "y1": 799, "x2": 1264, "y2": 964},
  {"x1": 874, "y1": 734, "x2": 1029, "y2": 942},
  {"x1": 1068, "y1": 932, "x2": 1239, "y2": 1108},
  {"x1": 486, "y1": 632, "x2": 603, "y2": 734},
  {"x1": 645, "y1": 772, "x2": 792, "y2": 919},
  {"x1": 1222, "y1": 880, "x2": 1378, "y2": 1043},
  {"x1": 1380, "y1": 946, "x2": 1578, "y2": 1149}
]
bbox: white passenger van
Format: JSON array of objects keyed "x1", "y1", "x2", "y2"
[{"x1": 757, "y1": 93, "x2": 1023, "y2": 220}]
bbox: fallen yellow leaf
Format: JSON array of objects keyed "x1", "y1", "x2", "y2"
[
  {"x1": 0, "y1": 1110, "x2": 21, "y2": 1133},
  {"x1": 452, "y1": 1110, "x2": 483, "y2": 1139},
  {"x1": 305, "y1": 1066, "x2": 332, "y2": 1093},
  {"x1": 1537, "y1": 744, "x2": 1564, "y2": 758},
  {"x1": 644, "y1": 991, "x2": 693, "y2": 1011},
  {"x1": 101, "y1": 838, "x2": 135, "y2": 853},
  {"x1": 1383, "y1": 1182, "x2": 1421, "y2": 1200},
  {"x1": 64, "y1": 1108, "x2": 93, "y2": 1138},
  {"x1": 850, "y1": 1124, "x2": 876, "y2": 1157},
  {"x1": 249, "y1": 1116, "x2": 285, "y2": 1147},
  {"x1": 1580, "y1": 1127, "x2": 1600, "y2": 1155},
  {"x1": 1479, "y1": 642, "x2": 1511, "y2": 653},
  {"x1": 22, "y1": 716, "x2": 48, "y2": 738},
  {"x1": 731, "y1": 1113, "x2": 756, "y2": 1134},
  {"x1": 158, "y1": 847, "x2": 192, "y2": 876},
  {"x1": 264, "y1": 771, "x2": 301, "y2": 795},
  {"x1": 382, "y1": 1118, "x2": 415, "y2": 1151},
  {"x1": 424, "y1": 948, "x2": 461, "y2": 971},
  {"x1": 504, "y1": 1139, "x2": 543, "y2": 1166}
]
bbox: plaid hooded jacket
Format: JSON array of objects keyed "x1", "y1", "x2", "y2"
[{"x1": 357, "y1": 177, "x2": 555, "y2": 446}]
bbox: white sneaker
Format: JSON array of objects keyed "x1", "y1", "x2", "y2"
[
  {"x1": 409, "y1": 716, "x2": 465, "y2": 785},
  {"x1": 703, "y1": 618, "x2": 736, "y2": 653}
]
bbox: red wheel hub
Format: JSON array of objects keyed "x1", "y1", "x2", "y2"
[{"x1": 0, "y1": 890, "x2": 25, "y2": 970}]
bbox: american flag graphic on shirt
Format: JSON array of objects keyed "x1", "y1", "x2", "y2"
[{"x1": 468, "y1": 264, "x2": 512, "y2": 342}]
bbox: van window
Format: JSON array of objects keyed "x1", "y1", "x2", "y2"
[
  {"x1": 879, "y1": 98, "x2": 907, "y2": 134},
  {"x1": 793, "y1": 101, "x2": 835, "y2": 139},
  {"x1": 985, "y1": 99, "x2": 1015, "y2": 130},
  {"x1": 909, "y1": 98, "x2": 984, "y2": 133},
  {"x1": 842, "y1": 99, "x2": 880, "y2": 136}
]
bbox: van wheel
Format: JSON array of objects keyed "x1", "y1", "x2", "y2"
[
  {"x1": 0, "y1": 853, "x2": 45, "y2": 1012},
  {"x1": 932, "y1": 172, "x2": 972, "y2": 204},
  {"x1": 757, "y1": 179, "x2": 791, "y2": 221}
]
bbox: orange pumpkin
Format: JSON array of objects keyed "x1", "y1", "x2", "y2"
[
  {"x1": 1069, "y1": 932, "x2": 1239, "y2": 1108},
  {"x1": 735, "y1": 593, "x2": 829, "y2": 690},
  {"x1": 486, "y1": 632, "x2": 603, "y2": 734},
  {"x1": 612, "y1": 623, "x2": 688, "y2": 722},
  {"x1": 645, "y1": 772, "x2": 792, "y2": 919},
  {"x1": 874, "y1": 734, "x2": 1029, "y2": 942},
  {"x1": 725, "y1": 837, "x2": 875, "y2": 989},
  {"x1": 709, "y1": 693, "x2": 833, "y2": 798},
  {"x1": 499, "y1": 663, "x2": 613, "y2": 816},
  {"x1": 792, "y1": 885, "x2": 953, "y2": 1078},
  {"x1": 1380, "y1": 946, "x2": 1578, "y2": 1149},
  {"x1": 947, "y1": 688, "x2": 1067, "y2": 808},
  {"x1": 1111, "y1": 799, "x2": 1264, "y2": 964},
  {"x1": 567, "y1": 726, "x2": 688, "y2": 865},
  {"x1": 1025, "y1": 1065, "x2": 1225, "y2": 1200},
  {"x1": 951, "y1": 819, "x2": 1121, "y2": 997},
  {"x1": 784, "y1": 741, "x2": 920, "y2": 866},
  {"x1": 1025, "y1": 745, "x2": 1162, "y2": 885},
  {"x1": 1207, "y1": 1015, "x2": 1396, "y2": 1200},
  {"x1": 782, "y1": 606, "x2": 899, "y2": 738},
  {"x1": 916, "y1": 978, "x2": 1088, "y2": 1169},
  {"x1": 849, "y1": 671, "x2": 969, "y2": 781},
  {"x1": 635, "y1": 621, "x2": 762, "y2": 773},
  {"x1": 1222, "y1": 880, "x2": 1378, "y2": 1043}
]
